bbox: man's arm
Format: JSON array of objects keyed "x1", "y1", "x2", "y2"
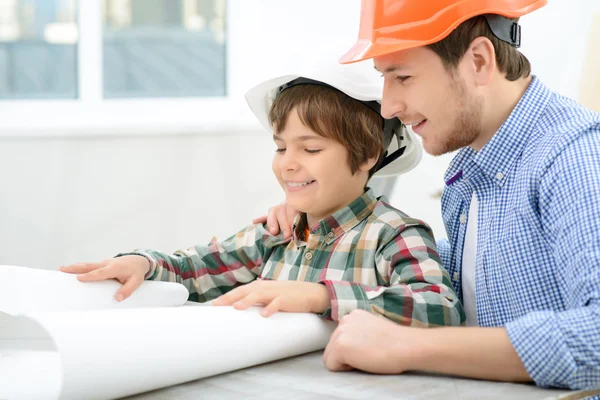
[
  {"x1": 502, "y1": 129, "x2": 600, "y2": 389},
  {"x1": 323, "y1": 309, "x2": 531, "y2": 381}
]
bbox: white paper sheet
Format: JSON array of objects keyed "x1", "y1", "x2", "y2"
[
  {"x1": 0, "y1": 266, "x2": 336, "y2": 400},
  {"x1": 0, "y1": 265, "x2": 190, "y2": 315}
]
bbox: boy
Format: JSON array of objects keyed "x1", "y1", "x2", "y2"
[{"x1": 61, "y1": 64, "x2": 464, "y2": 326}]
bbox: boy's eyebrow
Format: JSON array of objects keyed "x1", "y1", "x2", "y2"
[{"x1": 272, "y1": 134, "x2": 323, "y2": 141}]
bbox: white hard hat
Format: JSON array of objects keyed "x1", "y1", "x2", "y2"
[{"x1": 244, "y1": 63, "x2": 422, "y2": 178}]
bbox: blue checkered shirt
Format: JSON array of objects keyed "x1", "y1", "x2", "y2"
[{"x1": 437, "y1": 76, "x2": 600, "y2": 389}]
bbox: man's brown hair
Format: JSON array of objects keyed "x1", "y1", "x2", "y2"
[
  {"x1": 427, "y1": 15, "x2": 531, "y2": 81},
  {"x1": 268, "y1": 84, "x2": 385, "y2": 178}
]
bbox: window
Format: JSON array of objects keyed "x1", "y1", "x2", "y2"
[
  {"x1": 0, "y1": 0, "x2": 78, "y2": 99},
  {"x1": 0, "y1": 0, "x2": 226, "y2": 100},
  {"x1": 103, "y1": 0, "x2": 226, "y2": 98}
]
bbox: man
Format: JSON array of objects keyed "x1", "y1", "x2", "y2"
[{"x1": 259, "y1": 0, "x2": 600, "y2": 391}]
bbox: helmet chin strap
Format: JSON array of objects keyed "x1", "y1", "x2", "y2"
[{"x1": 362, "y1": 101, "x2": 408, "y2": 173}]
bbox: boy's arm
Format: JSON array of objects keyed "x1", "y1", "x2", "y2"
[
  {"x1": 117, "y1": 224, "x2": 272, "y2": 302},
  {"x1": 320, "y1": 223, "x2": 465, "y2": 325}
]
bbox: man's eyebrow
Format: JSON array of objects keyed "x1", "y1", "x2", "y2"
[{"x1": 374, "y1": 65, "x2": 407, "y2": 73}]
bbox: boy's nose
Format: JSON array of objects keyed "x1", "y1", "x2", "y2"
[{"x1": 279, "y1": 153, "x2": 300, "y2": 171}]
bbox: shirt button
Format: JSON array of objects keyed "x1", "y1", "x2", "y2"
[
  {"x1": 327, "y1": 231, "x2": 335, "y2": 238},
  {"x1": 304, "y1": 252, "x2": 313, "y2": 260},
  {"x1": 453, "y1": 272, "x2": 459, "y2": 281},
  {"x1": 496, "y1": 172, "x2": 504, "y2": 180},
  {"x1": 459, "y1": 214, "x2": 467, "y2": 224}
]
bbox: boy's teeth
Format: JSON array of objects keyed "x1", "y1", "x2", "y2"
[{"x1": 288, "y1": 181, "x2": 313, "y2": 187}]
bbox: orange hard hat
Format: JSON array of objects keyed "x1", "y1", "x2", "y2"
[{"x1": 339, "y1": 0, "x2": 548, "y2": 64}]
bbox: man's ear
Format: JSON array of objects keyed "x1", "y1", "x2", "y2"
[{"x1": 463, "y1": 36, "x2": 496, "y2": 86}]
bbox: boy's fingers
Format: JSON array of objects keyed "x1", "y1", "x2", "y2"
[
  {"x1": 212, "y1": 286, "x2": 249, "y2": 306},
  {"x1": 116, "y1": 275, "x2": 143, "y2": 301},
  {"x1": 233, "y1": 292, "x2": 262, "y2": 310},
  {"x1": 60, "y1": 262, "x2": 107, "y2": 274},
  {"x1": 260, "y1": 297, "x2": 282, "y2": 317},
  {"x1": 76, "y1": 266, "x2": 116, "y2": 282}
]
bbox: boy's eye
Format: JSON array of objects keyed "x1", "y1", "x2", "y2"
[{"x1": 305, "y1": 149, "x2": 322, "y2": 154}]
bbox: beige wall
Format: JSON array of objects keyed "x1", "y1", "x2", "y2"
[{"x1": 580, "y1": 13, "x2": 600, "y2": 112}]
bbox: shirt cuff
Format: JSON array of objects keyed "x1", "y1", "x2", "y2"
[
  {"x1": 319, "y1": 280, "x2": 370, "y2": 322},
  {"x1": 114, "y1": 251, "x2": 157, "y2": 280},
  {"x1": 505, "y1": 310, "x2": 573, "y2": 388}
]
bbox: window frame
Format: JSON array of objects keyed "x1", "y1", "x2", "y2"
[{"x1": 0, "y1": 0, "x2": 254, "y2": 137}]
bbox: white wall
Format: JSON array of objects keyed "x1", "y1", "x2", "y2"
[{"x1": 1, "y1": 0, "x2": 598, "y2": 269}]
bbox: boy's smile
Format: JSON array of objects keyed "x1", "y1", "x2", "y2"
[{"x1": 285, "y1": 179, "x2": 316, "y2": 192}]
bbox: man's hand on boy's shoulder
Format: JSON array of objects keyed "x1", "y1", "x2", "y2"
[
  {"x1": 212, "y1": 280, "x2": 330, "y2": 317},
  {"x1": 252, "y1": 201, "x2": 297, "y2": 239}
]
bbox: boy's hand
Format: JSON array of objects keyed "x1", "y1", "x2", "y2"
[
  {"x1": 59, "y1": 255, "x2": 151, "y2": 301},
  {"x1": 252, "y1": 202, "x2": 297, "y2": 239},
  {"x1": 212, "y1": 280, "x2": 330, "y2": 317}
]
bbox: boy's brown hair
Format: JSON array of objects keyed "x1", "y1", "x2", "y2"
[
  {"x1": 268, "y1": 84, "x2": 385, "y2": 178},
  {"x1": 427, "y1": 15, "x2": 531, "y2": 81}
]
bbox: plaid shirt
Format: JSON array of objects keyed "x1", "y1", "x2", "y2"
[
  {"x1": 439, "y1": 77, "x2": 600, "y2": 389},
  {"x1": 123, "y1": 189, "x2": 464, "y2": 325}
]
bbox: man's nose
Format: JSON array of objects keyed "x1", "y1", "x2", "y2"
[{"x1": 380, "y1": 80, "x2": 407, "y2": 120}]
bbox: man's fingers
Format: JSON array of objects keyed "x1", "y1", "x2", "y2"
[
  {"x1": 116, "y1": 275, "x2": 143, "y2": 302},
  {"x1": 260, "y1": 297, "x2": 282, "y2": 317},
  {"x1": 275, "y1": 206, "x2": 292, "y2": 238},
  {"x1": 327, "y1": 361, "x2": 354, "y2": 372},
  {"x1": 252, "y1": 215, "x2": 268, "y2": 225},
  {"x1": 266, "y1": 207, "x2": 281, "y2": 235},
  {"x1": 323, "y1": 343, "x2": 351, "y2": 372},
  {"x1": 59, "y1": 262, "x2": 107, "y2": 274},
  {"x1": 286, "y1": 207, "x2": 299, "y2": 230}
]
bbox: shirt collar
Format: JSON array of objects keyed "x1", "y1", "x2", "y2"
[
  {"x1": 292, "y1": 188, "x2": 378, "y2": 245},
  {"x1": 444, "y1": 76, "x2": 553, "y2": 188}
]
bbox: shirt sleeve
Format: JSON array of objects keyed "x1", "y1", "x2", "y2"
[
  {"x1": 116, "y1": 224, "x2": 273, "y2": 303},
  {"x1": 505, "y1": 129, "x2": 600, "y2": 390},
  {"x1": 436, "y1": 238, "x2": 452, "y2": 272},
  {"x1": 320, "y1": 222, "x2": 465, "y2": 326}
]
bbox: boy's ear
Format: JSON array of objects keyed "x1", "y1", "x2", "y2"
[{"x1": 359, "y1": 156, "x2": 379, "y2": 172}]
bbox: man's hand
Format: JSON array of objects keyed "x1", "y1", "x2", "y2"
[
  {"x1": 323, "y1": 309, "x2": 418, "y2": 374},
  {"x1": 324, "y1": 310, "x2": 534, "y2": 383},
  {"x1": 59, "y1": 255, "x2": 151, "y2": 301},
  {"x1": 252, "y1": 202, "x2": 298, "y2": 239},
  {"x1": 212, "y1": 280, "x2": 330, "y2": 317}
]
